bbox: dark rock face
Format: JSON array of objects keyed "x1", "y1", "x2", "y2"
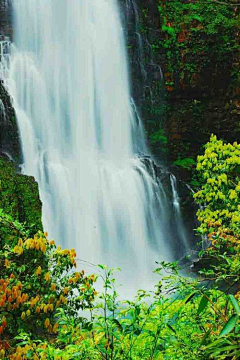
[
  {"x1": 120, "y1": 1, "x2": 161, "y2": 106},
  {"x1": 0, "y1": 0, "x2": 19, "y2": 160},
  {"x1": 0, "y1": 81, "x2": 21, "y2": 161},
  {"x1": 120, "y1": 0, "x2": 166, "y2": 160},
  {"x1": 120, "y1": 0, "x2": 240, "y2": 162},
  {"x1": 0, "y1": 0, "x2": 12, "y2": 38}
]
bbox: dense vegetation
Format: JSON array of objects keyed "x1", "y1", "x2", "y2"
[{"x1": 0, "y1": 137, "x2": 239, "y2": 359}]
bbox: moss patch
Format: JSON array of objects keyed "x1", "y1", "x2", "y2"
[{"x1": 0, "y1": 156, "x2": 42, "y2": 235}]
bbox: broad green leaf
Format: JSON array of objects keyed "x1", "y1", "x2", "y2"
[
  {"x1": 229, "y1": 295, "x2": 240, "y2": 316},
  {"x1": 15, "y1": 341, "x2": 29, "y2": 346},
  {"x1": 211, "y1": 344, "x2": 240, "y2": 357},
  {"x1": 220, "y1": 315, "x2": 239, "y2": 337},
  {"x1": 203, "y1": 338, "x2": 226, "y2": 350},
  {"x1": 184, "y1": 291, "x2": 198, "y2": 305},
  {"x1": 98, "y1": 264, "x2": 106, "y2": 270},
  {"x1": 199, "y1": 329, "x2": 211, "y2": 347},
  {"x1": 174, "y1": 291, "x2": 198, "y2": 314},
  {"x1": 112, "y1": 318, "x2": 123, "y2": 332},
  {"x1": 197, "y1": 295, "x2": 209, "y2": 315}
]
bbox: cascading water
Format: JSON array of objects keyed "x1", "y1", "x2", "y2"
[
  {"x1": 0, "y1": 98, "x2": 6, "y2": 125},
  {"x1": 170, "y1": 175, "x2": 189, "y2": 252},
  {"x1": 0, "y1": 36, "x2": 10, "y2": 62},
  {"x1": 1, "y1": 0, "x2": 176, "y2": 289}
]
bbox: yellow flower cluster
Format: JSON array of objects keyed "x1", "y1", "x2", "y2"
[
  {"x1": 31, "y1": 301, "x2": 54, "y2": 315},
  {"x1": 0, "y1": 349, "x2": 5, "y2": 359},
  {"x1": 9, "y1": 342, "x2": 49, "y2": 360},
  {"x1": 24, "y1": 235, "x2": 47, "y2": 253},
  {"x1": 36, "y1": 266, "x2": 42, "y2": 276},
  {"x1": 56, "y1": 247, "x2": 77, "y2": 266},
  {"x1": 4, "y1": 258, "x2": 10, "y2": 267},
  {"x1": 21, "y1": 309, "x2": 31, "y2": 320},
  {"x1": 44, "y1": 272, "x2": 51, "y2": 282},
  {"x1": 13, "y1": 235, "x2": 52, "y2": 256},
  {"x1": 51, "y1": 283, "x2": 56, "y2": 291},
  {"x1": 44, "y1": 318, "x2": 58, "y2": 334},
  {"x1": 0, "y1": 279, "x2": 28, "y2": 317},
  {"x1": 13, "y1": 238, "x2": 24, "y2": 255},
  {"x1": 30, "y1": 296, "x2": 40, "y2": 308},
  {"x1": 42, "y1": 303, "x2": 54, "y2": 313},
  {"x1": 59, "y1": 294, "x2": 67, "y2": 304},
  {"x1": 68, "y1": 271, "x2": 83, "y2": 284},
  {"x1": 0, "y1": 315, "x2": 7, "y2": 334}
]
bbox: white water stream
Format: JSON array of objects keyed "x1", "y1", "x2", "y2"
[
  {"x1": 170, "y1": 175, "x2": 189, "y2": 252},
  {"x1": 0, "y1": 0, "x2": 183, "y2": 290},
  {"x1": 0, "y1": 36, "x2": 10, "y2": 62}
]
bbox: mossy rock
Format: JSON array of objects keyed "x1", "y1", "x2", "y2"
[{"x1": 0, "y1": 156, "x2": 43, "y2": 235}]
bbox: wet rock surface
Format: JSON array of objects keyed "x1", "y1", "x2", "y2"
[
  {"x1": 0, "y1": 0, "x2": 18, "y2": 160},
  {"x1": 0, "y1": 0, "x2": 12, "y2": 38},
  {"x1": 120, "y1": 0, "x2": 239, "y2": 162},
  {"x1": 0, "y1": 81, "x2": 20, "y2": 161}
]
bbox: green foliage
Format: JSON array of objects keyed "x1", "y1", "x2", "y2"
[
  {"x1": 157, "y1": 0, "x2": 239, "y2": 89},
  {"x1": 0, "y1": 212, "x2": 97, "y2": 359},
  {"x1": 150, "y1": 129, "x2": 168, "y2": 145},
  {"x1": 194, "y1": 134, "x2": 240, "y2": 236},
  {"x1": 1, "y1": 224, "x2": 239, "y2": 359},
  {"x1": 149, "y1": 129, "x2": 168, "y2": 154},
  {"x1": 0, "y1": 157, "x2": 43, "y2": 235},
  {"x1": 193, "y1": 135, "x2": 240, "y2": 289},
  {"x1": 6, "y1": 263, "x2": 238, "y2": 360},
  {"x1": 174, "y1": 157, "x2": 195, "y2": 170}
]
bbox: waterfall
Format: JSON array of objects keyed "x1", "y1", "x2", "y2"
[
  {"x1": 0, "y1": 0, "x2": 177, "y2": 289},
  {"x1": 0, "y1": 98, "x2": 6, "y2": 123},
  {"x1": 171, "y1": 175, "x2": 181, "y2": 213},
  {"x1": 0, "y1": 36, "x2": 10, "y2": 62},
  {"x1": 170, "y1": 175, "x2": 189, "y2": 252}
]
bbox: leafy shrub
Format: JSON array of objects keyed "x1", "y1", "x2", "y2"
[
  {"x1": 0, "y1": 211, "x2": 97, "y2": 359},
  {"x1": 8, "y1": 263, "x2": 238, "y2": 360},
  {"x1": 193, "y1": 135, "x2": 240, "y2": 285},
  {"x1": 194, "y1": 135, "x2": 240, "y2": 237}
]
